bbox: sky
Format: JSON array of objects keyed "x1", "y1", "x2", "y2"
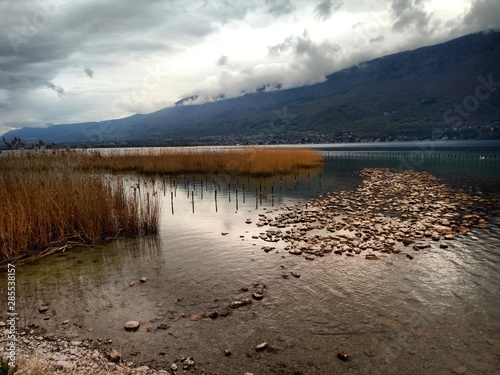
[{"x1": 0, "y1": 0, "x2": 499, "y2": 135}]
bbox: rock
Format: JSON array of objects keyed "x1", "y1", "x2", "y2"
[
  {"x1": 289, "y1": 248, "x2": 303, "y2": 255},
  {"x1": 282, "y1": 274, "x2": 289, "y2": 279},
  {"x1": 106, "y1": 349, "x2": 121, "y2": 363},
  {"x1": 305, "y1": 255, "x2": 315, "y2": 261},
  {"x1": 62, "y1": 319, "x2": 70, "y2": 325},
  {"x1": 291, "y1": 271, "x2": 301, "y2": 278},
  {"x1": 229, "y1": 299, "x2": 252, "y2": 309},
  {"x1": 39, "y1": 305, "x2": 49, "y2": 313},
  {"x1": 221, "y1": 232, "x2": 229, "y2": 236},
  {"x1": 170, "y1": 363, "x2": 178, "y2": 371},
  {"x1": 255, "y1": 342, "x2": 268, "y2": 352},
  {"x1": 219, "y1": 309, "x2": 231, "y2": 317},
  {"x1": 365, "y1": 254, "x2": 379, "y2": 260},
  {"x1": 224, "y1": 349, "x2": 232, "y2": 357},
  {"x1": 124, "y1": 321, "x2": 140, "y2": 331},
  {"x1": 402, "y1": 237, "x2": 414, "y2": 246},
  {"x1": 252, "y1": 292, "x2": 264, "y2": 300},
  {"x1": 240, "y1": 286, "x2": 249, "y2": 292},
  {"x1": 453, "y1": 366, "x2": 467, "y2": 374},
  {"x1": 440, "y1": 243, "x2": 449, "y2": 249},
  {"x1": 209, "y1": 311, "x2": 219, "y2": 319},
  {"x1": 337, "y1": 352, "x2": 350, "y2": 361},
  {"x1": 406, "y1": 254, "x2": 414, "y2": 260},
  {"x1": 157, "y1": 323, "x2": 170, "y2": 330},
  {"x1": 139, "y1": 277, "x2": 147, "y2": 283}
]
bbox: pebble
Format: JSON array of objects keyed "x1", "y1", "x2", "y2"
[
  {"x1": 124, "y1": 321, "x2": 140, "y2": 331},
  {"x1": 337, "y1": 352, "x2": 350, "y2": 361},
  {"x1": 255, "y1": 342, "x2": 269, "y2": 352},
  {"x1": 453, "y1": 366, "x2": 467, "y2": 374}
]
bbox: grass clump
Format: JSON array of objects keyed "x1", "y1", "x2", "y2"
[{"x1": 0, "y1": 169, "x2": 160, "y2": 265}]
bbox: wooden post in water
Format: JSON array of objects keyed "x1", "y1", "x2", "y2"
[
  {"x1": 271, "y1": 185, "x2": 274, "y2": 207},
  {"x1": 236, "y1": 189, "x2": 239, "y2": 211},
  {"x1": 255, "y1": 188, "x2": 258, "y2": 209},
  {"x1": 191, "y1": 191, "x2": 194, "y2": 213},
  {"x1": 215, "y1": 190, "x2": 218, "y2": 212},
  {"x1": 171, "y1": 191, "x2": 174, "y2": 215}
]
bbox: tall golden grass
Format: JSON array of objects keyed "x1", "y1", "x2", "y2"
[
  {"x1": 78, "y1": 147, "x2": 323, "y2": 175},
  {"x1": 0, "y1": 167, "x2": 160, "y2": 265}
]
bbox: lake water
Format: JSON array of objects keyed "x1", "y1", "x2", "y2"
[{"x1": 1, "y1": 142, "x2": 499, "y2": 374}]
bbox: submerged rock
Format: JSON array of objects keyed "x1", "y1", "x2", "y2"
[
  {"x1": 124, "y1": 321, "x2": 140, "y2": 331},
  {"x1": 337, "y1": 352, "x2": 350, "y2": 361},
  {"x1": 255, "y1": 342, "x2": 268, "y2": 352},
  {"x1": 229, "y1": 299, "x2": 252, "y2": 309}
]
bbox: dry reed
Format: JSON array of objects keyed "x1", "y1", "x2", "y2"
[
  {"x1": 0, "y1": 165, "x2": 160, "y2": 265},
  {"x1": 80, "y1": 147, "x2": 322, "y2": 175}
]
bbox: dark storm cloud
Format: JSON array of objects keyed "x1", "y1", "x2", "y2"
[
  {"x1": 44, "y1": 81, "x2": 65, "y2": 97},
  {"x1": 463, "y1": 0, "x2": 500, "y2": 32},
  {"x1": 84, "y1": 67, "x2": 94, "y2": 78},
  {"x1": 266, "y1": 0, "x2": 295, "y2": 17},
  {"x1": 216, "y1": 55, "x2": 229, "y2": 66},
  {"x1": 391, "y1": 0, "x2": 431, "y2": 32},
  {"x1": 314, "y1": 0, "x2": 343, "y2": 21}
]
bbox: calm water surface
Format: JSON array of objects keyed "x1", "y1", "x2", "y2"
[{"x1": 1, "y1": 144, "x2": 499, "y2": 375}]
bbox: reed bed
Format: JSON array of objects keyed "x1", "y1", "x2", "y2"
[
  {"x1": 1, "y1": 147, "x2": 322, "y2": 176},
  {"x1": 0, "y1": 168, "x2": 160, "y2": 265},
  {"x1": 82, "y1": 147, "x2": 323, "y2": 175}
]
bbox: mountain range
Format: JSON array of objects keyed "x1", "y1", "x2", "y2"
[{"x1": 3, "y1": 30, "x2": 500, "y2": 148}]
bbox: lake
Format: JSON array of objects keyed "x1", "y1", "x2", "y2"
[{"x1": 1, "y1": 141, "x2": 499, "y2": 374}]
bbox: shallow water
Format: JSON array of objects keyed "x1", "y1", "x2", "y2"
[{"x1": 1, "y1": 146, "x2": 500, "y2": 375}]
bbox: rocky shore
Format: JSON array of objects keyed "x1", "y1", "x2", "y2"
[
  {"x1": 0, "y1": 324, "x2": 259, "y2": 374},
  {"x1": 255, "y1": 168, "x2": 491, "y2": 260}
]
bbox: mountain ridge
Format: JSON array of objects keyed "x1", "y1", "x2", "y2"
[{"x1": 3, "y1": 30, "x2": 500, "y2": 147}]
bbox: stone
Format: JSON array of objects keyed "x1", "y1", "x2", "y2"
[
  {"x1": 170, "y1": 363, "x2": 178, "y2": 371},
  {"x1": 124, "y1": 321, "x2": 140, "y2": 331},
  {"x1": 406, "y1": 254, "x2": 414, "y2": 260},
  {"x1": 252, "y1": 292, "x2": 264, "y2": 300},
  {"x1": 106, "y1": 349, "x2": 121, "y2": 363},
  {"x1": 337, "y1": 352, "x2": 350, "y2": 361},
  {"x1": 255, "y1": 342, "x2": 268, "y2": 352},
  {"x1": 224, "y1": 349, "x2": 232, "y2": 357},
  {"x1": 229, "y1": 299, "x2": 252, "y2": 309},
  {"x1": 140, "y1": 277, "x2": 147, "y2": 283},
  {"x1": 365, "y1": 254, "x2": 379, "y2": 260},
  {"x1": 209, "y1": 311, "x2": 219, "y2": 319},
  {"x1": 221, "y1": 232, "x2": 229, "y2": 236},
  {"x1": 157, "y1": 323, "x2": 170, "y2": 330},
  {"x1": 291, "y1": 271, "x2": 301, "y2": 278},
  {"x1": 39, "y1": 305, "x2": 49, "y2": 313},
  {"x1": 452, "y1": 366, "x2": 467, "y2": 374}
]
